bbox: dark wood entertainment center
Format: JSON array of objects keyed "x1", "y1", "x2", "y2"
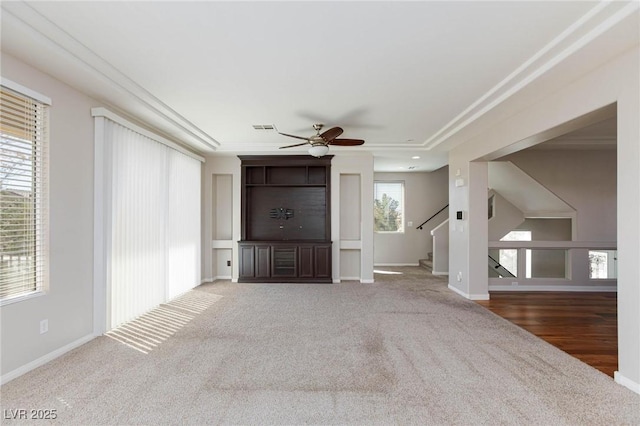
[{"x1": 238, "y1": 155, "x2": 332, "y2": 283}]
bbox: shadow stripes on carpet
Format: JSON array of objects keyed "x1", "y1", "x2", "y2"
[{"x1": 105, "y1": 291, "x2": 221, "y2": 354}]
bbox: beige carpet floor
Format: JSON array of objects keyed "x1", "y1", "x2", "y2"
[{"x1": 1, "y1": 266, "x2": 639, "y2": 425}]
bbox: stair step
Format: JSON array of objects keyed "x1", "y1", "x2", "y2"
[
  {"x1": 419, "y1": 258, "x2": 433, "y2": 271},
  {"x1": 427, "y1": 252, "x2": 433, "y2": 261}
]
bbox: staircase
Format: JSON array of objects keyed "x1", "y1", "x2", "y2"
[
  {"x1": 488, "y1": 254, "x2": 515, "y2": 278},
  {"x1": 416, "y1": 204, "x2": 449, "y2": 276},
  {"x1": 419, "y1": 252, "x2": 433, "y2": 273}
]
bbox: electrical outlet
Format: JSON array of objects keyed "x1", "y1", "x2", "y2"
[
  {"x1": 511, "y1": 281, "x2": 519, "y2": 286},
  {"x1": 40, "y1": 319, "x2": 48, "y2": 334},
  {"x1": 457, "y1": 272, "x2": 463, "y2": 282},
  {"x1": 226, "y1": 260, "x2": 231, "y2": 267}
]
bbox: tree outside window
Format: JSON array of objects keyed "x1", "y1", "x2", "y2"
[{"x1": 374, "y1": 182, "x2": 403, "y2": 232}]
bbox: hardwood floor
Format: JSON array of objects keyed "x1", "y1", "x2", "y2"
[{"x1": 476, "y1": 292, "x2": 617, "y2": 377}]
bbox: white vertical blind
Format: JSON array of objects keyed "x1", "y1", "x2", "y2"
[
  {"x1": 167, "y1": 148, "x2": 201, "y2": 299},
  {"x1": 0, "y1": 85, "x2": 49, "y2": 303},
  {"x1": 104, "y1": 118, "x2": 201, "y2": 329}
]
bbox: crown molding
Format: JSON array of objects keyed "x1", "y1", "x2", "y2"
[
  {"x1": 423, "y1": 1, "x2": 639, "y2": 151},
  {"x1": 91, "y1": 108, "x2": 206, "y2": 162},
  {"x1": 1, "y1": 2, "x2": 219, "y2": 154}
]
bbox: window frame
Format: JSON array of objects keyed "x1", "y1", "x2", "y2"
[
  {"x1": 373, "y1": 180, "x2": 405, "y2": 234},
  {"x1": 0, "y1": 78, "x2": 50, "y2": 306}
]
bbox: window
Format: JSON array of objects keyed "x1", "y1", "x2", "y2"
[
  {"x1": 374, "y1": 181, "x2": 404, "y2": 232},
  {"x1": 589, "y1": 250, "x2": 617, "y2": 279},
  {"x1": 488, "y1": 195, "x2": 495, "y2": 219},
  {"x1": 0, "y1": 83, "x2": 49, "y2": 304}
]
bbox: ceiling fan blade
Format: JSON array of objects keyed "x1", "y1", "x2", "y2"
[
  {"x1": 278, "y1": 132, "x2": 310, "y2": 141},
  {"x1": 329, "y1": 138, "x2": 365, "y2": 146},
  {"x1": 320, "y1": 127, "x2": 343, "y2": 142},
  {"x1": 279, "y1": 142, "x2": 309, "y2": 149}
]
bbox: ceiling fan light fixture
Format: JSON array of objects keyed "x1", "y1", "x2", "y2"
[{"x1": 308, "y1": 144, "x2": 329, "y2": 158}]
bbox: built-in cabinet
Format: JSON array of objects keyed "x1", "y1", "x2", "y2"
[
  {"x1": 238, "y1": 242, "x2": 331, "y2": 282},
  {"x1": 238, "y1": 155, "x2": 332, "y2": 283}
]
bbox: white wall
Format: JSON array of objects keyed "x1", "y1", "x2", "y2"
[
  {"x1": 488, "y1": 190, "x2": 525, "y2": 241},
  {"x1": 516, "y1": 218, "x2": 572, "y2": 241},
  {"x1": 447, "y1": 46, "x2": 640, "y2": 392},
  {"x1": 373, "y1": 167, "x2": 448, "y2": 265},
  {"x1": 504, "y1": 149, "x2": 616, "y2": 241},
  {"x1": 1, "y1": 54, "x2": 97, "y2": 379}
]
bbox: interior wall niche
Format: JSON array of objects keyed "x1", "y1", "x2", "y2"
[
  {"x1": 213, "y1": 174, "x2": 233, "y2": 240},
  {"x1": 340, "y1": 174, "x2": 361, "y2": 240},
  {"x1": 238, "y1": 155, "x2": 333, "y2": 283},
  {"x1": 212, "y1": 174, "x2": 233, "y2": 279}
]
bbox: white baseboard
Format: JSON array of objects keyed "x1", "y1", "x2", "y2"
[
  {"x1": 615, "y1": 371, "x2": 640, "y2": 394},
  {"x1": 448, "y1": 284, "x2": 489, "y2": 300},
  {"x1": 432, "y1": 271, "x2": 449, "y2": 276},
  {"x1": 335, "y1": 277, "x2": 375, "y2": 283},
  {"x1": 374, "y1": 263, "x2": 419, "y2": 267},
  {"x1": 489, "y1": 285, "x2": 617, "y2": 292},
  {"x1": 202, "y1": 275, "x2": 232, "y2": 284},
  {"x1": 1, "y1": 334, "x2": 95, "y2": 385},
  {"x1": 470, "y1": 293, "x2": 490, "y2": 300}
]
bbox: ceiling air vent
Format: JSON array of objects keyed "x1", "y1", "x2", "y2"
[{"x1": 252, "y1": 124, "x2": 276, "y2": 131}]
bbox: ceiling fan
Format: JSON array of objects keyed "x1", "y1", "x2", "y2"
[{"x1": 278, "y1": 124, "x2": 365, "y2": 157}]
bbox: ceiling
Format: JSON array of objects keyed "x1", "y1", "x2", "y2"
[{"x1": 0, "y1": 1, "x2": 630, "y2": 171}]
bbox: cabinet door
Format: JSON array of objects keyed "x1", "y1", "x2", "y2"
[
  {"x1": 314, "y1": 245, "x2": 331, "y2": 279},
  {"x1": 239, "y1": 245, "x2": 255, "y2": 278},
  {"x1": 298, "y1": 246, "x2": 314, "y2": 278},
  {"x1": 255, "y1": 245, "x2": 271, "y2": 278},
  {"x1": 272, "y1": 247, "x2": 297, "y2": 278}
]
